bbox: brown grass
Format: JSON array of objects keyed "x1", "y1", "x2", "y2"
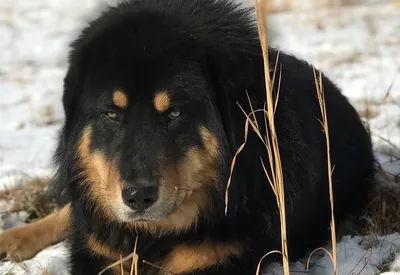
[
  {"x1": 253, "y1": 0, "x2": 289, "y2": 273},
  {"x1": 0, "y1": 177, "x2": 57, "y2": 222},
  {"x1": 316, "y1": 69, "x2": 338, "y2": 268},
  {"x1": 359, "y1": 161, "x2": 400, "y2": 236},
  {"x1": 305, "y1": 69, "x2": 338, "y2": 274}
]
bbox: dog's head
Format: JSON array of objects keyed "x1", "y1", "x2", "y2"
[{"x1": 55, "y1": 1, "x2": 260, "y2": 233}]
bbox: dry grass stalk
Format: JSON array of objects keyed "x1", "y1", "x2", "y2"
[
  {"x1": 101, "y1": 235, "x2": 176, "y2": 275},
  {"x1": 213, "y1": 0, "x2": 291, "y2": 273},
  {"x1": 225, "y1": 2, "x2": 340, "y2": 274},
  {"x1": 98, "y1": 236, "x2": 139, "y2": 275},
  {"x1": 306, "y1": 247, "x2": 335, "y2": 270},
  {"x1": 142, "y1": 260, "x2": 175, "y2": 274},
  {"x1": 224, "y1": 110, "x2": 251, "y2": 215},
  {"x1": 253, "y1": 0, "x2": 290, "y2": 274},
  {"x1": 311, "y1": 68, "x2": 338, "y2": 274},
  {"x1": 120, "y1": 254, "x2": 125, "y2": 275},
  {"x1": 130, "y1": 236, "x2": 139, "y2": 275},
  {"x1": 98, "y1": 252, "x2": 136, "y2": 275},
  {"x1": 222, "y1": 0, "x2": 292, "y2": 271}
]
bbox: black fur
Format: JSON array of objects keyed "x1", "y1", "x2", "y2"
[{"x1": 50, "y1": 0, "x2": 375, "y2": 274}]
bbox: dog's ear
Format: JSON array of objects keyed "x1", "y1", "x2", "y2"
[
  {"x1": 51, "y1": 42, "x2": 89, "y2": 204},
  {"x1": 50, "y1": 52, "x2": 85, "y2": 204},
  {"x1": 61, "y1": 52, "x2": 86, "y2": 133}
]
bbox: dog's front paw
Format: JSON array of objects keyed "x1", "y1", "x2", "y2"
[{"x1": 0, "y1": 224, "x2": 43, "y2": 262}]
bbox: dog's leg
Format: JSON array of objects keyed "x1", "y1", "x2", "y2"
[{"x1": 0, "y1": 203, "x2": 70, "y2": 262}]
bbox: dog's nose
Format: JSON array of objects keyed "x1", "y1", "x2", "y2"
[{"x1": 122, "y1": 185, "x2": 158, "y2": 211}]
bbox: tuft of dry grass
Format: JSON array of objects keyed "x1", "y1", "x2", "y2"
[
  {"x1": 359, "y1": 161, "x2": 400, "y2": 236},
  {"x1": 0, "y1": 177, "x2": 57, "y2": 223},
  {"x1": 99, "y1": 236, "x2": 142, "y2": 275},
  {"x1": 362, "y1": 186, "x2": 400, "y2": 235},
  {"x1": 253, "y1": 0, "x2": 290, "y2": 273}
]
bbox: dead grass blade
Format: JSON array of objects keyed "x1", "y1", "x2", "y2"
[
  {"x1": 130, "y1": 236, "x2": 139, "y2": 275},
  {"x1": 224, "y1": 109, "x2": 251, "y2": 215},
  {"x1": 255, "y1": 0, "x2": 290, "y2": 273},
  {"x1": 142, "y1": 260, "x2": 176, "y2": 274},
  {"x1": 98, "y1": 252, "x2": 136, "y2": 275},
  {"x1": 120, "y1": 255, "x2": 124, "y2": 275},
  {"x1": 98, "y1": 236, "x2": 139, "y2": 275},
  {"x1": 313, "y1": 68, "x2": 338, "y2": 275},
  {"x1": 255, "y1": 250, "x2": 288, "y2": 275},
  {"x1": 306, "y1": 247, "x2": 335, "y2": 270},
  {"x1": 225, "y1": 2, "x2": 339, "y2": 274}
]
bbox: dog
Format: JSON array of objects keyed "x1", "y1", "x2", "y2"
[{"x1": 0, "y1": 0, "x2": 375, "y2": 274}]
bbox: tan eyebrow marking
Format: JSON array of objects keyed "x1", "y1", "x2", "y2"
[
  {"x1": 154, "y1": 90, "x2": 170, "y2": 112},
  {"x1": 113, "y1": 90, "x2": 128, "y2": 109}
]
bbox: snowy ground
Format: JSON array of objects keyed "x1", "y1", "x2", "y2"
[{"x1": 0, "y1": 0, "x2": 399, "y2": 274}]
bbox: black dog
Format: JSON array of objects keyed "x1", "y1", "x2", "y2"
[{"x1": 0, "y1": 0, "x2": 374, "y2": 274}]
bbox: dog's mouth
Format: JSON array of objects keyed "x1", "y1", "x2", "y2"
[
  {"x1": 109, "y1": 202, "x2": 171, "y2": 222},
  {"x1": 108, "y1": 186, "x2": 190, "y2": 223},
  {"x1": 101, "y1": 182, "x2": 210, "y2": 233}
]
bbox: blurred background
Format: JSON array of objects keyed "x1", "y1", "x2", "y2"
[{"x1": 0, "y1": 0, "x2": 399, "y2": 172}]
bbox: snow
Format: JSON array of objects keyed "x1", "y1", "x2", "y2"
[
  {"x1": 0, "y1": 242, "x2": 70, "y2": 275},
  {"x1": 266, "y1": 2, "x2": 400, "y2": 149},
  {"x1": 0, "y1": 0, "x2": 399, "y2": 274},
  {"x1": 266, "y1": 234, "x2": 400, "y2": 274}
]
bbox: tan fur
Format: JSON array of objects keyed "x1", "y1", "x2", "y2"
[
  {"x1": 0, "y1": 203, "x2": 70, "y2": 262},
  {"x1": 113, "y1": 90, "x2": 128, "y2": 109},
  {"x1": 183, "y1": 147, "x2": 219, "y2": 189},
  {"x1": 153, "y1": 90, "x2": 170, "y2": 112},
  {"x1": 76, "y1": 125, "x2": 220, "y2": 235},
  {"x1": 197, "y1": 126, "x2": 221, "y2": 191},
  {"x1": 77, "y1": 126, "x2": 125, "y2": 221},
  {"x1": 106, "y1": 263, "x2": 132, "y2": 275},
  {"x1": 161, "y1": 241, "x2": 243, "y2": 274},
  {"x1": 87, "y1": 235, "x2": 131, "y2": 275},
  {"x1": 87, "y1": 234, "x2": 121, "y2": 260},
  {"x1": 130, "y1": 144, "x2": 219, "y2": 234},
  {"x1": 131, "y1": 187, "x2": 210, "y2": 234},
  {"x1": 199, "y1": 126, "x2": 220, "y2": 160},
  {"x1": 130, "y1": 127, "x2": 221, "y2": 234}
]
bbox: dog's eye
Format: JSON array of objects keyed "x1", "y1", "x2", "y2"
[
  {"x1": 168, "y1": 111, "x2": 181, "y2": 120},
  {"x1": 104, "y1": 112, "x2": 120, "y2": 122}
]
